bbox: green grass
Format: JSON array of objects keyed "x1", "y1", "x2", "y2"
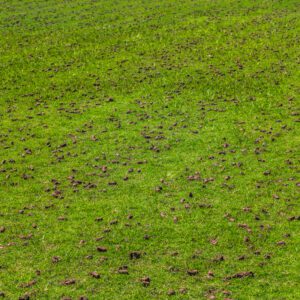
[{"x1": 0, "y1": 0, "x2": 299, "y2": 299}]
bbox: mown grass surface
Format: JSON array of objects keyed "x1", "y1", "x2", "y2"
[{"x1": 0, "y1": 0, "x2": 299, "y2": 299}]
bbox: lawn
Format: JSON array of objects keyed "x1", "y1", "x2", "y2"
[{"x1": 0, "y1": 0, "x2": 299, "y2": 299}]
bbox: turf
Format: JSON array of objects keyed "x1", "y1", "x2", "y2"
[{"x1": 0, "y1": 0, "x2": 299, "y2": 299}]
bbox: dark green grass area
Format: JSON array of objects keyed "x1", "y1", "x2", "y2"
[{"x1": 0, "y1": 0, "x2": 299, "y2": 299}]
